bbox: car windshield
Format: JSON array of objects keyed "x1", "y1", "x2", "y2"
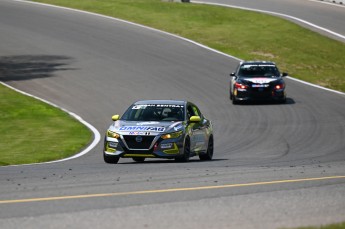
[
  {"x1": 238, "y1": 65, "x2": 280, "y2": 78},
  {"x1": 121, "y1": 104, "x2": 185, "y2": 122}
]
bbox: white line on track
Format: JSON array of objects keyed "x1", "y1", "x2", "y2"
[{"x1": 4, "y1": 0, "x2": 345, "y2": 166}]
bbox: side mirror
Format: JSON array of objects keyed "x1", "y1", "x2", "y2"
[
  {"x1": 112, "y1": 114, "x2": 120, "y2": 121},
  {"x1": 189, "y1": 116, "x2": 201, "y2": 123},
  {"x1": 282, "y1": 72, "x2": 288, "y2": 77},
  {"x1": 230, "y1": 73, "x2": 237, "y2": 80}
]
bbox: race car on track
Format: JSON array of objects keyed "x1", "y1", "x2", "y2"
[
  {"x1": 103, "y1": 100, "x2": 214, "y2": 164},
  {"x1": 230, "y1": 61, "x2": 288, "y2": 104}
]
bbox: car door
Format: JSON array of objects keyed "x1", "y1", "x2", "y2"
[{"x1": 187, "y1": 104, "x2": 208, "y2": 153}]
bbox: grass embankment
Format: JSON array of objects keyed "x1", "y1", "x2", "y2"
[
  {"x1": 1, "y1": 0, "x2": 344, "y2": 165},
  {"x1": 34, "y1": 0, "x2": 345, "y2": 92},
  {"x1": 293, "y1": 222, "x2": 345, "y2": 229},
  {"x1": 0, "y1": 84, "x2": 92, "y2": 166}
]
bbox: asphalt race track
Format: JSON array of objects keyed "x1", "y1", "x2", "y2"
[{"x1": 1, "y1": 0, "x2": 345, "y2": 228}]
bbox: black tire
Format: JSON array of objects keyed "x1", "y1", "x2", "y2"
[
  {"x1": 232, "y1": 97, "x2": 238, "y2": 105},
  {"x1": 175, "y1": 138, "x2": 190, "y2": 162},
  {"x1": 103, "y1": 153, "x2": 120, "y2": 164},
  {"x1": 230, "y1": 91, "x2": 233, "y2": 100},
  {"x1": 199, "y1": 136, "x2": 214, "y2": 161},
  {"x1": 132, "y1": 157, "x2": 145, "y2": 162}
]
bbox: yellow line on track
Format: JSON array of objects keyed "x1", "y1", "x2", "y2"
[{"x1": 1, "y1": 175, "x2": 345, "y2": 204}]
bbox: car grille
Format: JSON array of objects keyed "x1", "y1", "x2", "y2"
[
  {"x1": 250, "y1": 86, "x2": 271, "y2": 98},
  {"x1": 122, "y1": 135, "x2": 156, "y2": 150},
  {"x1": 251, "y1": 90, "x2": 271, "y2": 98}
]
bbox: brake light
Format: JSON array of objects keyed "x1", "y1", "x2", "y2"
[
  {"x1": 235, "y1": 82, "x2": 248, "y2": 89},
  {"x1": 275, "y1": 84, "x2": 284, "y2": 90}
]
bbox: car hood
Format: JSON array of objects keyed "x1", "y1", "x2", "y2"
[{"x1": 109, "y1": 120, "x2": 185, "y2": 135}]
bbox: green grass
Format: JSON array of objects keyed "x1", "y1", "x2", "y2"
[
  {"x1": 0, "y1": 84, "x2": 92, "y2": 166},
  {"x1": 1, "y1": 0, "x2": 344, "y2": 165},
  {"x1": 33, "y1": 0, "x2": 345, "y2": 92},
  {"x1": 290, "y1": 222, "x2": 345, "y2": 229}
]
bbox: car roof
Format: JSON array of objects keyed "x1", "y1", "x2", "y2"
[
  {"x1": 133, "y1": 100, "x2": 187, "y2": 106},
  {"x1": 240, "y1": 61, "x2": 276, "y2": 65}
]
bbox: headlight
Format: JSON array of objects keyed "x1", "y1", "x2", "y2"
[
  {"x1": 107, "y1": 130, "x2": 120, "y2": 139},
  {"x1": 161, "y1": 131, "x2": 183, "y2": 140}
]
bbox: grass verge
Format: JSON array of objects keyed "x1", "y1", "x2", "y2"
[
  {"x1": 0, "y1": 84, "x2": 92, "y2": 166},
  {"x1": 32, "y1": 0, "x2": 345, "y2": 92},
  {"x1": 291, "y1": 222, "x2": 345, "y2": 229}
]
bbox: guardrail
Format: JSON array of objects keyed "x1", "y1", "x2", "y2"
[{"x1": 320, "y1": 0, "x2": 344, "y2": 4}]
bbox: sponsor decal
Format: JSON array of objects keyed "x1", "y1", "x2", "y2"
[
  {"x1": 156, "y1": 104, "x2": 184, "y2": 108},
  {"x1": 108, "y1": 142, "x2": 118, "y2": 148},
  {"x1": 160, "y1": 143, "x2": 173, "y2": 149},
  {"x1": 119, "y1": 126, "x2": 165, "y2": 132},
  {"x1": 132, "y1": 104, "x2": 152, "y2": 110},
  {"x1": 132, "y1": 104, "x2": 184, "y2": 109},
  {"x1": 129, "y1": 132, "x2": 151, "y2": 135},
  {"x1": 174, "y1": 124, "x2": 183, "y2": 131},
  {"x1": 137, "y1": 122, "x2": 160, "y2": 125},
  {"x1": 245, "y1": 78, "x2": 277, "y2": 84},
  {"x1": 242, "y1": 64, "x2": 275, "y2": 68},
  {"x1": 252, "y1": 84, "x2": 269, "y2": 88}
]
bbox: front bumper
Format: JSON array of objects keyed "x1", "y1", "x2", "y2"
[
  {"x1": 104, "y1": 135, "x2": 183, "y2": 158},
  {"x1": 234, "y1": 88, "x2": 286, "y2": 101}
]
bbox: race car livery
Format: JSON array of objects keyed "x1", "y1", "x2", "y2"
[
  {"x1": 103, "y1": 100, "x2": 213, "y2": 164},
  {"x1": 230, "y1": 61, "x2": 288, "y2": 104}
]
